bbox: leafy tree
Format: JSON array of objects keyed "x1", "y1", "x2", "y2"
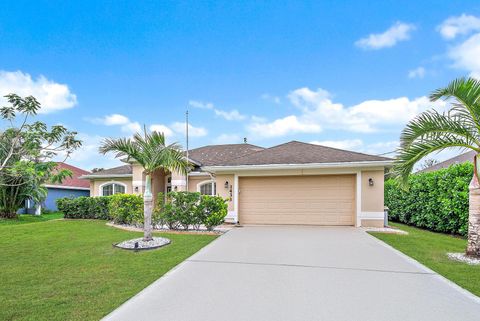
[
  {"x1": 0, "y1": 94, "x2": 81, "y2": 218},
  {"x1": 99, "y1": 130, "x2": 189, "y2": 241},
  {"x1": 419, "y1": 158, "x2": 439, "y2": 170},
  {"x1": 393, "y1": 77, "x2": 480, "y2": 257}
]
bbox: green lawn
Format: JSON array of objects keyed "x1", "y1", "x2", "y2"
[
  {"x1": 0, "y1": 219, "x2": 217, "y2": 321},
  {"x1": 370, "y1": 222, "x2": 480, "y2": 297},
  {"x1": 0, "y1": 212, "x2": 64, "y2": 225}
]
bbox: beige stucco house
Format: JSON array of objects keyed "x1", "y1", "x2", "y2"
[{"x1": 81, "y1": 141, "x2": 392, "y2": 227}]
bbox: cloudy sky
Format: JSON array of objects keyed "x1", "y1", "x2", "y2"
[{"x1": 1, "y1": 1, "x2": 480, "y2": 170}]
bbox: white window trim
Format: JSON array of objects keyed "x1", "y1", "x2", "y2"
[
  {"x1": 99, "y1": 181, "x2": 127, "y2": 196},
  {"x1": 197, "y1": 179, "x2": 216, "y2": 196}
]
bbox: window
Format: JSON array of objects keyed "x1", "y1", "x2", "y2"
[
  {"x1": 101, "y1": 183, "x2": 126, "y2": 196},
  {"x1": 198, "y1": 181, "x2": 216, "y2": 195}
]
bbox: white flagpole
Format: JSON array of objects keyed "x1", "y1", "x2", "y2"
[{"x1": 186, "y1": 109, "x2": 189, "y2": 190}]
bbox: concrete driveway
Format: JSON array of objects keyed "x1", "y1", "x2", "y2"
[{"x1": 103, "y1": 226, "x2": 480, "y2": 321}]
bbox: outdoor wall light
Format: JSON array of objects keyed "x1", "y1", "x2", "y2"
[
  {"x1": 134, "y1": 186, "x2": 139, "y2": 192},
  {"x1": 224, "y1": 181, "x2": 229, "y2": 189},
  {"x1": 369, "y1": 178, "x2": 374, "y2": 186}
]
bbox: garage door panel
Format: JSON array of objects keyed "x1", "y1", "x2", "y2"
[{"x1": 239, "y1": 175, "x2": 355, "y2": 226}]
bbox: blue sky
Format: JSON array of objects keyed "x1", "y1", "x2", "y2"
[{"x1": 1, "y1": 1, "x2": 480, "y2": 170}]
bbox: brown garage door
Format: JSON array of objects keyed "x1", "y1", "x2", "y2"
[{"x1": 239, "y1": 175, "x2": 355, "y2": 226}]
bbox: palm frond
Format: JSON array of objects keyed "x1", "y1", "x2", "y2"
[
  {"x1": 400, "y1": 110, "x2": 480, "y2": 149},
  {"x1": 430, "y1": 77, "x2": 480, "y2": 132},
  {"x1": 98, "y1": 129, "x2": 189, "y2": 175},
  {"x1": 393, "y1": 133, "x2": 478, "y2": 185}
]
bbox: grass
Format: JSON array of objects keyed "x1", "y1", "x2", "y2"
[
  {"x1": 0, "y1": 212, "x2": 64, "y2": 225},
  {"x1": 0, "y1": 219, "x2": 217, "y2": 321},
  {"x1": 370, "y1": 222, "x2": 480, "y2": 297}
]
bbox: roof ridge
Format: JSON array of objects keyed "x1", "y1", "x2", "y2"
[{"x1": 292, "y1": 141, "x2": 392, "y2": 160}]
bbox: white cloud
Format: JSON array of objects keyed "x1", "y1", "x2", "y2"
[
  {"x1": 149, "y1": 124, "x2": 173, "y2": 137},
  {"x1": 102, "y1": 114, "x2": 130, "y2": 125},
  {"x1": 213, "y1": 133, "x2": 241, "y2": 144},
  {"x1": 408, "y1": 67, "x2": 426, "y2": 79},
  {"x1": 261, "y1": 93, "x2": 281, "y2": 104},
  {"x1": 355, "y1": 22, "x2": 415, "y2": 50},
  {"x1": 310, "y1": 139, "x2": 363, "y2": 150},
  {"x1": 214, "y1": 109, "x2": 246, "y2": 121},
  {"x1": 189, "y1": 99, "x2": 247, "y2": 121},
  {"x1": 248, "y1": 87, "x2": 446, "y2": 138},
  {"x1": 56, "y1": 133, "x2": 122, "y2": 171},
  {"x1": 0, "y1": 70, "x2": 77, "y2": 113},
  {"x1": 189, "y1": 100, "x2": 214, "y2": 109},
  {"x1": 121, "y1": 121, "x2": 141, "y2": 134},
  {"x1": 437, "y1": 14, "x2": 480, "y2": 40},
  {"x1": 448, "y1": 33, "x2": 480, "y2": 78},
  {"x1": 171, "y1": 122, "x2": 207, "y2": 137},
  {"x1": 248, "y1": 115, "x2": 322, "y2": 138},
  {"x1": 89, "y1": 113, "x2": 142, "y2": 134}
]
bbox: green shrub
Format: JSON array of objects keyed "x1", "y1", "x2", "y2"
[
  {"x1": 159, "y1": 191, "x2": 227, "y2": 230},
  {"x1": 108, "y1": 194, "x2": 144, "y2": 225},
  {"x1": 161, "y1": 192, "x2": 201, "y2": 230},
  {"x1": 385, "y1": 162, "x2": 472, "y2": 236},
  {"x1": 200, "y1": 195, "x2": 228, "y2": 230},
  {"x1": 56, "y1": 196, "x2": 111, "y2": 219}
]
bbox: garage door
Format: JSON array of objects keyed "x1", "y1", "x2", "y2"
[{"x1": 239, "y1": 175, "x2": 355, "y2": 226}]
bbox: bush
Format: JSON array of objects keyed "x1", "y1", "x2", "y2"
[
  {"x1": 200, "y1": 195, "x2": 228, "y2": 230},
  {"x1": 161, "y1": 192, "x2": 201, "y2": 230},
  {"x1": 56, "y1": 196, "x2": 111, "y2": 219},
  {"x1": 108, "y1": 194, "x2": 144, "y2": 225},
  {"x1": 385, "y1": 162, "x2": 472, "y2": 236},
  {"x1": 159, "y1": 191, "x2": 227, "y2": 230}
]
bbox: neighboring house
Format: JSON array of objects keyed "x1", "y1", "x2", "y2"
[
  {"x1": 23, "y1": 163, "x2": 91, "y2": 213},
  {"x1": 80, "y1": 141, "x2": 392, "y2": 227},
  {"x1": 417, "y1": 150, "x2": 475, "y2": 173}
]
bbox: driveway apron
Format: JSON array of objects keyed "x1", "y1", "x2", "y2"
[{"x1": 103, "y1": 226, "x2": 480, "y2": 321}]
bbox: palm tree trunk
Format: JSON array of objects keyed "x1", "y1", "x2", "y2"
[
  {"x1": 143, "y1": 174, "x2": 153, "y2": 241},
  {"x1": 467, "y1": 174, "x2": 480, "y2": 257}
]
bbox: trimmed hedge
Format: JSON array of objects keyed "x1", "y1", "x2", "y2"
[
  {"x1": 56, "y1": 192, "x2": 228, "y2": 230},
  {"x1": 385, "y1": 162, "x2": 472, "y2": 236},
  {"x1": 159, "y1": 191, "x2": 228, "y2": 231},
  {"x1": 56, "y1": 196, "x2": 111, "y2": 220},
  {"x1": 108, "y1": 194, "x2": 144, "y2": 225}
]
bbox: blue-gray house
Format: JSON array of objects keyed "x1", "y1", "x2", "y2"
[{"x1": 22, "y1": 162, "x2": 91, "y2": 213}]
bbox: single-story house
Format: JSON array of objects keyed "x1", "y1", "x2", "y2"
[
  {"x1": 81, "y1": 141, "x2": 392, "y2": 227},
  {"x1": 417, "y1": 150, "x2": 475, "y2": 173},
  {"x1": 23, "y1": 163, "x2": 91, "y2": 213}
]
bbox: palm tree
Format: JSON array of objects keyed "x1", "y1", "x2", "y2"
[
  {"x1": 99, "y1": 130, "x2": 189, "y2": 241},
  {"x1": 393, "y1": 77, "x2": 480, "y2": 258}
]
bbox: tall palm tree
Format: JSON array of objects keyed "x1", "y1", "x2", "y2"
[
  {"x1": 394, "y1": 77, "x2": 480, "y2": 258},
  {"x1": 99, "y1": 130, "x2": 189, "y2": 241}
]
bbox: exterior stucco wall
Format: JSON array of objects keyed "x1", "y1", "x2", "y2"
[
  {"x1": 132, "y1": 164, "x2": 145, "y2": 195},
  {"x1": 361, "y1": 170, "x2": 384, "y2": 212},
  {"x1": 215, "y1": 174, "x2": 234, "y2": 211},
  {"x1": 187, "y1": 175, "x2": 211, "y2": 192},
  {"x1": 89, "y1": 178, "x2": 133, "y2": 196}
]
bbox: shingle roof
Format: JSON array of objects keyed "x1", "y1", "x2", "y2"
[
  {"x1": 48, "y1": 162, "x2": 91, "y2": 188},
  {"x1": 188, "y1": 144, "x2": 265, "y2": 166},
  {"x1": 219, "y1": 141, "x2": 391, "y2": 166},
  {"x1": 417, "y1": 150, "x2": 475, "y2": 173},
  {"x1": 82, "y1": 164, "x2": 132, "y2": 177}
]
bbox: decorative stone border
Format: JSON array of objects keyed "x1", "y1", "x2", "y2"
[
  {"x1": 447, "y1": 252, "x2": 480, "y2": 265},
  {"x1": 363, "y1": 227, "x2": 408, "y2": 235},
  {"x1": 106, "y1": 222, "x2": 231, "y2": 235},
  {"x1": 114, "y1": 237, "x2": 171, "y2": 251}
]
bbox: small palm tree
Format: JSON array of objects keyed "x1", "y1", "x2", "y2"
[
  {"x1": 394, "y1": 77, "x2": 480, "y2": 257},
  {"x1": 99, "y1": 130, "x2": 189, "y2": 241}
]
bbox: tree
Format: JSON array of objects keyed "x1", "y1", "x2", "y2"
[
  {"x1": 393, "y1": 77, "x2": 480, "y2": 257},
  {"x1": 419, "y1": 158, "x2": 439, "y2": 170},
  {"x1": 0, "y1": 94, "x2": 81, "y2": 218},
  {"x1": 99, "y1": 130, "x2": 189, "y2": 241}
]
